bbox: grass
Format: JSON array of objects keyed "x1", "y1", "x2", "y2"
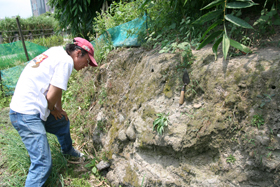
[
  {"x1": 0, "y1": 121, "x2": 108, "y2": 187},
  {"x1": 251, "y1": 114, "x2": 265, "y2": 129},
  {"x1": 0, "y1": 124, "x2": 68, "y2": 186},
  {"x1": 153, "y1": 113, "x2": 170, "y2": 135},
  {"x1": 226, "y1": 154, "x2": 236, "y2": 163}
]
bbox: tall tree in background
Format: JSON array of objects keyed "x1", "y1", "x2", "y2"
[{"x1": 48, "y1": 0, "x2": 113, "y2": 40}]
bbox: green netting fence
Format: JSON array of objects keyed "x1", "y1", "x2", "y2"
[
  {"x1": 0, "y1": 62, "x2": 28, "y2": 95},
  {"x1": 0, "y1": 41, "x2": 48, "y2": 69},
  {"x1": 91, "y1": 14, "x2": 147, "y2": 47}
]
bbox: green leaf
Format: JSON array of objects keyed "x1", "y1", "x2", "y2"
[
  {"x1": 212, "y1": 36, "x2": 223, "y2": 60},
  {"x1": 79, "y1": 5, "x2": 82, "y2": 12},
  {"x1": 192, "y1": 9, "x2": 223, "y2": 25},
  {"x1": 92, "y1": 167, "x2": 97, "y2": 174},
  {"x1": 226, "y1": 2, "x2": 258, "y2": 9},
  {"x1": 71, "y1": 6, "x2": 75, "y2": 13},
  {"x1": 197, "y1": 30, "x2": 223, "y2": 50},
  {"x1": 222, "y1": 31, "x2": 230, "y2": 60},
  {"x1": 229, "y1": 39, "x2": 251, "y2": 53},
  {"x1": 201, "y1": 20, "x2": 223, "y2": 41},
  {"x1": 87, "y1": 0, "x2": 90, "y2": 4},
  {"x1": 85, "y1": 163, "x2": 93, "y2": 168},
  {"x1": 225, "y1": 14, "x2": 253, "y2": 29},
  {"x1": 201, "y1": 0, "x2": 223, "y2": 10},
  {"x1": 139, "y1": 0, "x2": 151, "y2": 9}
]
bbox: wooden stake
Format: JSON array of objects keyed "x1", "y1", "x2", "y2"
[{"x1": 16, "y1": 17, "x2": 29, "y2": 61}]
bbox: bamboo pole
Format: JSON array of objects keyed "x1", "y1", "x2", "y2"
[{"x1": 16, "y1": 17, "x2": 29, "y2": 61}]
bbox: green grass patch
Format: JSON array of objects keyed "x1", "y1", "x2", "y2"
[{"x1": 0, "y1": 125, "x2": 68, "y2": 186}]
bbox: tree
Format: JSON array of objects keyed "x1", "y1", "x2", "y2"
[{"x1": 48, "y1": 0, "x2": 114, "y2": 40}]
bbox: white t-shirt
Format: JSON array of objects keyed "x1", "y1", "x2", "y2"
[{"x1": 10, "y1": 47, "x2": 73, "y2": 121}]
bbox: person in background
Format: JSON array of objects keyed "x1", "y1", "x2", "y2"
[{"x1": 9, "y1": 37, "x2": 98, "y2": 186}]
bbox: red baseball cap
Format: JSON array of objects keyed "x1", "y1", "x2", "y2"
[{"x1": 74, "y1": 37, "x2": 98, "y2": 67}]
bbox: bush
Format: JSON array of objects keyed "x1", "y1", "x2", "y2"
[{"x1": 93, "y1": 0, "x2": 143, "y2": 37}]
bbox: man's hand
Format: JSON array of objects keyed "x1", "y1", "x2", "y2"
[{"x1": 51, "y1": 108, "x2": 69, "y2": 121}]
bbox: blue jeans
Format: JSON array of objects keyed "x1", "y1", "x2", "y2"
[{"x1": 9, "y1": 109, "x2": 73, "y2": 187}]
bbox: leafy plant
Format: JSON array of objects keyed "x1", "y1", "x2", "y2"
[
  {"x1": 194, "y1": 0, "x2": 257, "y2": 60},
  {"x1": 93, "y1": 0, "x2": 142, "y2": 36},
  {"x1": 251, "y1": 114, "x2": 265, "y2": 128},
  {"x1": 92, "y1": 34, "x2": 114, "y2": 63},
  {"x1": 253, "y1": 1, "x2": 280, "y2": 37},
  {"x1": 0, "y1": 84, "x2": 12, "y2": 108},
  {"x1": 226, "y1": 154, "x2": 236, "y2": 163},
  {"x1": 153, "y1": 113, "x2": 170, "y2": 135},
  {"x1": 85, "y1": 158, "x2": 99, "y2": 175}
]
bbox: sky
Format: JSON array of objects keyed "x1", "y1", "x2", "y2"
[{"x1": 0, "y1": 0, "x2": 32, "y2": 19}]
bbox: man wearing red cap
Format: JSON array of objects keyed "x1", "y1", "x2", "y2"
[{"x1": 9, "y1": 37, "x2": 97, "y2": 186}]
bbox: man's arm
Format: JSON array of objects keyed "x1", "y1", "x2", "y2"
[{"x1": 46, "y1": 84, "x2": 62, "y2": 111}]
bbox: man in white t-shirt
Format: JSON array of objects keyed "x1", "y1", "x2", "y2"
[{"x1": 9, "y1": 37, "x2": 98, "y2": 187}]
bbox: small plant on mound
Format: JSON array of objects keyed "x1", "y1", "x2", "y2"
[
  {"x1": 153, "y1": 113, "x2": 169, "y2": 135},
  {"x1": 251, "y1": 114, "x2": 265, "y2": 129},
  {"x1": 226, "y1": 154, "x2": 236, "y2": 163}
]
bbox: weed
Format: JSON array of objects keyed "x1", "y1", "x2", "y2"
[
  {"x1": 153, "y1": 113, "x2": 170, "y2": 135},
  {"x1": 0, "y1": 89, "x2": 11, "y2": 109},
  {"x1": 267, "y1": 151, "x2": 272, "y2": 159},
  {"x1": 85, "y1": 158, "x2": 99, "y2": 175},
  {"x1": 253, "y1": 4, "x2": 278, "y2": 38},
  {"x1": 248, "y1": 138, "x2": 255, "y2": 146},
  {"x1": 251, "y1": 114, "x2": 265, "y2": 129},
  {"x1": 226, "y1": 154, "x2": 236, "y2": 163},
  {"x1": 98, "y1": 84, "x2": 107, "y2": 105},
  {"x1": 141, "y1": 173, "x2": 146, "y2": 187},
  {"x1": 186, "y1": 79, "x2": 200, "y2": 95},
  {"x1": 92, "y1": 35, "x2": 114, "y2": 63}
]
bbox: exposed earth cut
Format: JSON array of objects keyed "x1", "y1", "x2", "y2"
[{"x1": 87, "y1": 44, "x2": 280, "y2": 187}]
